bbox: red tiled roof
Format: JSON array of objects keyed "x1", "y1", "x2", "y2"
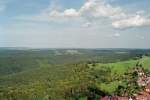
[
  {"x1": 112, "y1": 96, "x2": 118, "y2": 100},
  {"x1": 136, "y1": 91, "x2": 150, "y2": 99},
  {"x1": 145, "y1": 83, "x2": 150, "y2": 89},
  {"x1": 118, "y1": 96, "x2": 128, "y2": 100},
  {"x1": 101, "y1": 96, "x2": 118, "y2": 100},
  {"x1": 141, "y1": 77, "x2": 148, "y2": 81},
  {"x1": 101, "y1": 96, "x2": 109, "y2": 100}
]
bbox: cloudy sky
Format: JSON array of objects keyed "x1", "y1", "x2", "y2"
[{"x1": 0, "y1": 0, "x2": 150, "y2": 48}]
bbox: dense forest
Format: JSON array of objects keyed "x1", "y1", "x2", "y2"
[{"x1": 0, "y1": 48, "x2": 150, "y2": 100}]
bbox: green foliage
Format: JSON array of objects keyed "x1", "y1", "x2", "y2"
[{"x1": 0, "y1": 49, "x2": 150, "y2": 99}]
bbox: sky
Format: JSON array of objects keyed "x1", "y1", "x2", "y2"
[{"x1": 0, "y1": 0, "x2": 150, "y2": 48}]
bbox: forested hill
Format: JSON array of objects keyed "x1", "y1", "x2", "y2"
[
  {"x1": 0, "y1": 48, "x2": 150, "y2": 100},
  {"x1": 0, "y1": 49, "x2": 148, "y2": 76}
]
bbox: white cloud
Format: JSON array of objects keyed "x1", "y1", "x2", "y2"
[
  {"x1": 27, "y1": 0, "x2": 124, "y2": 23},
  {"x1": 49, "y1": 8, "x2": 80, "y2": 17},
  {"x1": 80, "y1": 0, "x2": 122, "y2": 19},
  {"x1": 112, "y1": 15, "x2": 150, "y2": 29},
  {"x1": 64, "y1": 9, "x2": 79, "y2": 17},
  {"x1": 48, "y1": 0, "x2": 123, "y2": 19},
  {"x1": 17, "y1": 0, "x2": 150, "y2": 29}
]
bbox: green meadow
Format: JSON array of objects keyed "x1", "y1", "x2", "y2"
[{"x1": 90, "y1": 56, "x2": 150, "y2": 94}]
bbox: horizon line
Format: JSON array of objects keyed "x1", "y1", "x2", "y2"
[{"x1": 0, "y1": 46, "x2": 150, "y2": 50}]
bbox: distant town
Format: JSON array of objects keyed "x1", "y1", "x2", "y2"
[{"x1": 101, "y1": 65, "x2": 150, "y2": 100}]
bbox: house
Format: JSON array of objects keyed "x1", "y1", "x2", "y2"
[
  {"x1": 145, "y1": 83, "x2": 150, "y2": 93},
  {"x1": 101, "y1": 96, "x2": 109, "y2": 100},
  {"x1": 101, "y1": 96, "x2": 118, "y2": 100},
  {"x1": 135, "y1": 92, "x2": 150, "y2": 100},
  {"x1": 117, "y1": 96, "x2": 129, "y2": 100},
  {"x1": 101, "y1": 67, "x2": 150, "y2": 100},
  {"x1": 128, "y1": 97, "x2": 133, "y2": 100},
  {"x1": 135, "y1": 67, "x2": 145, "y2": 77},
  {"x1": 137, "y1": 72, "x2": 149, "y2": 86},
  {"x1": 138, "y1": 79, "x2": 147, "y2": 86},
  {"x1": 101, "y1": 96, "x2": 131, "y2": 100}
]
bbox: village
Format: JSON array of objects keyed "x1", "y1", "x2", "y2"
[{"x1": 101, "y1": 67, "x2": 150, "y2": 100}]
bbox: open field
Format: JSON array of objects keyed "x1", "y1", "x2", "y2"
[{"x1": 89, "y1": 56, "x2": 150, "y2": 94}]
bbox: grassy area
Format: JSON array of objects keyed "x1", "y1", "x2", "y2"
[
  {"x1": 140, "y1": 56, "x2": 150, "y2": 69},
  {"x1": 90, "y1": 56, "x2": 150, "y2": 94},
  {"x1": 92, "y1": 56, "x2": 150, "y2": 74},
  {"x1": 98, "y1": 81, "x2": 119, "y2": 94}
]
